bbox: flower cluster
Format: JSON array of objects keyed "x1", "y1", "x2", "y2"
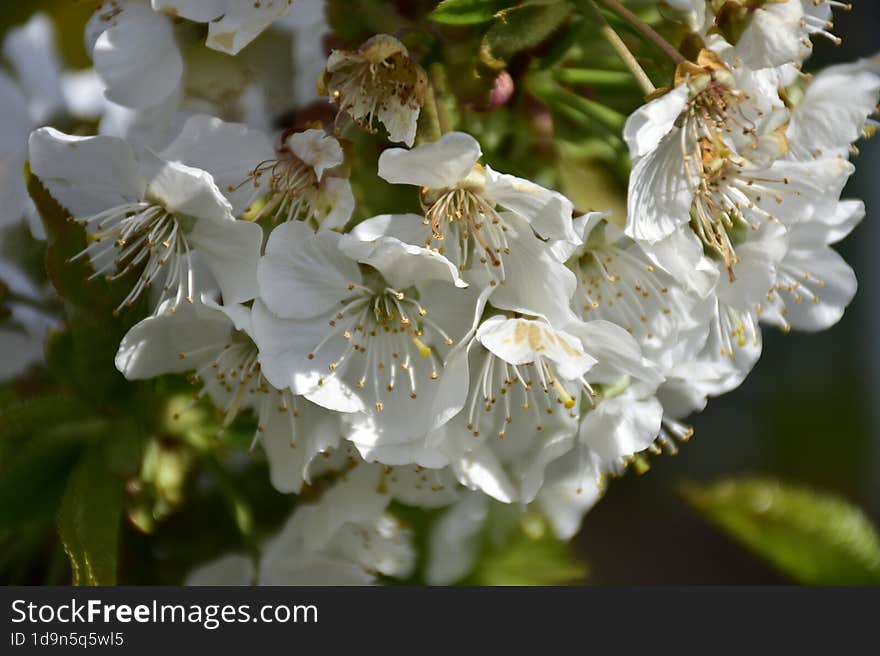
[{"x1": 2, "y1": 0, "x2": 877, "y2": 584}]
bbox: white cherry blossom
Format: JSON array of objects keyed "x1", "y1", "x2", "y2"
[
  {"x1": 28, "y1": 124, "x2": 266, "y2": 313},
  {"x1": 253, "y1": 219, "x2": 475, "y2": 465}
]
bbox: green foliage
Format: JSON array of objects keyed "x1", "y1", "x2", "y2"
[
  {"x1": 468, "y1": 513, "x2": 588, "y2": 585},
  {"x1": 480, "y1": 1, "x2": 575, "y2": 68},
  {"x1": 0, "y1": 435, "x2": 83, "y2": 531},
  {"x1": 57, "y1": 449, "x2": 125, "y2": 585},
  {"x1": 681, "y1": 477, "x2": 880, "y2": 585},
  {"x1": 430, "y1": 0, "x2": 514, "y2": 25},
  {"x1": 0, "y1": 394, "x2": 92, "y2": 443},
  {"x1": 325, "y1": 0, "x2": 413, "y2": 45}
]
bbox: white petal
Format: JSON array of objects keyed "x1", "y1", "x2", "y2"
[
  {"x1": 319, "y1": 177, "x2": 356, "y2": 231},
  {"x1": 425, "y1": 493, "x2": 488, "y2": 585},
  {"x1": 151, "y1": 0, "x2": 226, "y2": 22},
  {"x1": 139, "y1": 150, "x2": 233, "y2": 222},
  {"x1": 91, "y1": 0, "x2": 183, "y2": 109},
  {"x1": 787, "y1": 57, "x2": 880, "y2": 159},
  {"x1": 488, "y1": 213, "x2": 579, "y2": 326},
  {"x1": 338, "y1": 233, "x2": 467, "y2": 290},
  {"x1": 377, "y1": 132, "x2": 481, "y2": 189},
  {"x1": 347, "y1": 213, "x2": 428, "y2": 246},
  {"x1": 378, "y1": 98, "x2": 420, "y2": 147},
  {"x1": 330, "y1": 514, "x2": 415, "y2": 579},
  {"x1": 550, "y1": 211, "x2": 607, "y2": 263},
  {"x1": 302, "y1": 464, "x2": 390, "y2": 551},
  {"x1": 98, "y1": 90, "x2": 183, "y2": 152},
  {"x1": 259, "y1": 220, "x2": 361, "y2": 320},
  {"x1": 625, "y1": 129, "x2": 695, "y2": 242},
  {"x1": 0, "y1": 74, "x2": 30, "y2": 157},
  {"x1": 716, "y1": 221, "x2": 788, "y2": 312},
  {"x1": 188, "y1": 217, "x2": 263, "y2": 305},
  {"x1": 0, "y1": 74, "x2": 31, "y2": 228},
  {"x1": 260, "y1": 400, "x2": 341, "y2": 494},
  {"x1": 568, "y1": 319, "x2": 663, "y2": 386},
  {"x1": 643, "y1": 226, "x2": 719, "y2": 298},
  {"x1": 2, "y1": 13, "x2": 64, "y2": 123},
  {"x1": 258, "y1": 506, "x2": 374, "y2": 585},
  {"x1": 444, "y1": 425, "x2": 518, "y2": 503},
  {"x1": 760, "y1": 158, "x2": 854, "y2": 227},
  {"x1": 205, "y1": 0, "x2": 294, "y2": 55},
  {"x1": 115, "y1": 301, "x2": 233, "y2": 379},
  {"x1": 185, "y1": 553, "x2": 255, "y2": 586},
  {"x1": 346, "y1": 412, "x2": 451, "y2": 468},
  {"x1": 484, "y1": 166, "x2": 578, "y2": 244},
  {"x1": 60, "y1": 70, "x2": 106, "y2": 120},
  {"x1": 160, "y1": 114, "x2": 275, "y2": 216},
  {"x1": 384, "y1": 465, "x2": 460, "y2": 509},
  {"x1": 623, "y1": 84, "x2": 689, "y2": 158},
  {"x1": 0, "y1": 327, "x2": 45, "y2": 381},
  {"x1": 250, "y1": 300, "x2": 364, "y2": 412},
  {"x1": 579, "y1": 391, "x2": 663, "y2": 467},
  {"x1": 28, "y1": 127, "x2": 145, "y2": 217},
  {"x1": 736, "y1": 1, "x2": 805, "y2": 69},
  {"x1": 770, "y1": 243, "x2": 857, "y2": 332},
  {"x1": 519, "y1": 425, "x2": 579, "y2": 504},
  {"x1": 287, "y1": 129, "x2": 344, "y2": 182},
  {"x1": 820, "y1": 199, "x2": 865, "y2": 245},
  {"x1": 537, "y1": 446, "x2": 602, "y2": 540},
  {"x1": 476, "y1": 316, "x2": 596, "y2": 381}
]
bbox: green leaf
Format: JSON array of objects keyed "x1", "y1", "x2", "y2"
[
  {"x1": 58, "y1": 449, "x2": 125, "y2": 585},
  {"x1": 481, "y1": 1, "x2": 574, "y2": 68},
  {"x1": 0, "y1": 440, "x2": 83, "y2": 531},
  {"x1": 0, "y1": 394, "x2": 93, "y2": 442},
  {"x1": 681, "y1": 477, "x2": 880, "y2": 585},
  {"x1": 469, "y1": 514, "x2": 588, "y2": 585},
  {"x1": 430, "y1": 0, "x2": 513, "y2": 25},
  {"x1": 25, "y1": 164, "x2": 145, "y2": 320}
]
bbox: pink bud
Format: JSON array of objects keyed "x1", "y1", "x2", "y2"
[{"x1": 489, "y1": 71, "x2": 515, "y2": 108}]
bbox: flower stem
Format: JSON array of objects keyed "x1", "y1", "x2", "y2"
[
  {"x1": 420, "y1": 82, "x2": 443, "y2": 143},
  {"x1": 430, "y1": 64, "x2": 452, "y2": 135},
  {"x1": 595, "y1": 0, "x2": 685, "y2": 64},
  {"x1": 579, "y1": 0, "x2": 655, "y2": 95}
]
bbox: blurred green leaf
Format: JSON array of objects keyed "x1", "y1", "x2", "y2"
[
  {"x1": 469, "y1": 514, "x2": 588, "y2": 585},
  {"x1": 58, "y1": 449, "x2": 124, "y2": 585},
  {"x1": 0, "y1": 439, "x2": 82, "y2": 531},
  {"x1": 325, "y1": 0, "x2": 410, "y2": 44},
  {"x1": 681, "y1": 477, "x2": 880, "y2": 585},
  {"x1": 480, "y1": 1, "x2": 574, "y2": 68},
  {"x1": 27, "y1": 166, "x2": 146, "y2": 406},
  {"x1": 25, "y1": 164, "x2": 128, "y2": 315},
  {"x1": 0, "y1": 394, "x2": 92, "y2": 442},
  {"x1": 430, "y1": 0, "x2": 512, "y2": 25}
]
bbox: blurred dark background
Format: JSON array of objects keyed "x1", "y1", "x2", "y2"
[{"x1": 577, "y1": 3, "x2": 880, "y2": 584}]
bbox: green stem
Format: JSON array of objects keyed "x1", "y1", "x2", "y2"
[
  {"x1": 553, "y1": 68, "x2": 636, "y2": 87},
  {"x1": 430, "y1": 64, "x2": 452, "y2": 135},
  {"x1": 528, "y1": 75, "x2": 627, "y2": 133},
  {"x1": 596, "y1": 0, "x2": 685, "y2": 64},
  {"x1": 419, "y1": 81, "x2": 443, "y2": 144},
  {"x1": 575, "y1": 0, "x2": 656, "y2": 95}
]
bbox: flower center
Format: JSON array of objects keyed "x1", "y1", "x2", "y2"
[
  {"x1": 308, "y1": 285, "x2": 454, "y2": 411},
  {"x1": 70, "y1": 202, "x2": 195, "y2": 314},
  {"x1": 178, "y1": 332, "x2": 302, "y2": 450},
  {"x1": 577, "y1": 244, "x2": 672, "y2": 343},
  {"x1": 238, "y1": 154, "x2": 320, "y2": 224},
  {"x1": 420, "y1": 186, "x2": 510, "y2": 284},
  {"x1": 465, "y1": 350, "x2": 594, "y2": 439}
]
